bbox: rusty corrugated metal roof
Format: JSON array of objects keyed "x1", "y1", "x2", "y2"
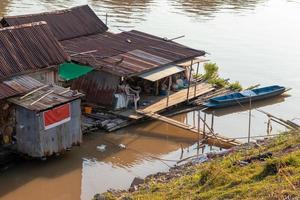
[
  {"x1": 0, "y1": 22, "x2": 69, "y2": 80},
  {"x1": 0, "y1": 83, "x2": 19, "y2": 100},
  {"x1": 62, "y1": 30, "x2": 206, "y2": 76},
  {"x1": 0, "y1": 75, "x2": 44, "y2": 100},
  {"x1": 1, "y1": 5, "x2": 108, "y2": 41},
  {"x1": 8, "y1": 80, "x2": 83, "y2": 111},
  {"x1": 71, "y1": 70, "x2": 119, "y2": 107}
]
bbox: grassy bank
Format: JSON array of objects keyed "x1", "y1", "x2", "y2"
[{"x1": 101, "y1": 130, "x2": 300, "y2": 200}]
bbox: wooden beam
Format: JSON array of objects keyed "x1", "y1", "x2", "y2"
[
  {"x1": 186, "y1": 59, "x2": 194, "y2": 102},
  {"x1": 30, "y1": 90, "x2": 54, "y2": 106},
  {"x1": 20, "y1": 85, "x2": 49, "y2": 100}
]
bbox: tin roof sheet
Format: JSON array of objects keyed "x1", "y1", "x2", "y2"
[
  {"x1": 62, "y1": 30, "x2": 206, "y2": 76},
  {"x1": 138, "y1": 65, "x2": 185, "y2": 82},
  {"x1": 8, "y1": 83, "x2": 83, "y2": 111},
  {"x1": 1, "y1": 5, "x2": 108, "y2": 41},
  {"x1": 0, "y1": 22, "x2": 69, "y2": 80},
  {"x1": 0, "y1": 75, "x2": 44, "y2": 100}
]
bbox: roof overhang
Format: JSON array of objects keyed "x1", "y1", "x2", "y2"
[{"x1": 138, "y1": 65, "x2": 185, "y2": 82}]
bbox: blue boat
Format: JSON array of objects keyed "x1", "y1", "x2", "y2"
[{"x1": 204, "y1": 85, "x2": 287, "y2": 108}]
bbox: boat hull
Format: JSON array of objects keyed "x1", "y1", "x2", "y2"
[{"x1": 204, "y1": 86, "x2": 286, "y2": 108}]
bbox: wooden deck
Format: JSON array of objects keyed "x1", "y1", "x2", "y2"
[
  {"x1": 137, "y1": 111, "x2": 240, "y2": 149},
  {"x1": 141, "y1": 82, "x2": 214, "y2": 113},
  {"x1": 115, "y1": 82, "x2": 214, "y2": 119}
]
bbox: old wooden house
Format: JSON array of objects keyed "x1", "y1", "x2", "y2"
[
  {"x1": 0, "y1": 22, "x2": 83, "y2": 157},
  {"x1": 1, "y1": 6, "x2": 212, "y2": 120}
]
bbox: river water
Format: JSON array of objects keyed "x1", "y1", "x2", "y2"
[{"x1": 0, "y1": 0, "x2": 300, "y2": 199}]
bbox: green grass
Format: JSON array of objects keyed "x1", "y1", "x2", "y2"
[{"x1": 103, "y1": 131, "x2": 300, "y2": 200}]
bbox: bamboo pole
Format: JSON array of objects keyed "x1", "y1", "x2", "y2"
[
  {"x1": 248, "y1": 97, "x2": 252, "y2": 143},
  {"x1": 186, "y1": 59, "x2": 194, "y2": 102},
  {"x1": 194, "y1": 62, "x2": 200, "y2": 97},
  {"x1": 267, "y1": 117, "x2": 271, "y2": 135},
  {"x1": 20, "y1": 85, "x2": 48, "y2": 100},
  {"x1": 197, "y1": 110, "x2": 201, "y2": 156},
  {"x1": 193, "y1": 110, "x2": 196, "y2": 128},
  {"x1": 166, "y1": 76, "x2": 172, "y2": 107},
  {"x1": 257, "y1": 109, "x2": 298, "y2": 130},
  {"x1": 70, "y1": 50, "x2": 98, "y2": 56},
  {"x1": 30, "y1": 90, "x2": 54, "y2": 106},
  {"x1": 211, "y1": 111, "x2": 215, "y2": 132},
  {"x1": 203, "y1": 113, "x2": 207, "y2": 136},
  {"x1": 59, "y1": 87, "x2": 71, "y2": 95}
]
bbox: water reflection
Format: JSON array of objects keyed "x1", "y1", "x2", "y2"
[
  {"x1": 0, "y1": 0, "x2": 10, "y2": 16},
  {"x1": 0, "y1": 123, "x2": 200, "y2": 200},
  {"x1": 2, "y1": 0, "x2": 155, "y2": 29},
  {"x1": 205, "y1": 95, "x2": 289, "y2": 117},
  {"x1": 170, "y1": 0, "x2": 267, "y2": 19},
  {"x1": 90, "y1": 0, "x2": 155, "y2": 28}
]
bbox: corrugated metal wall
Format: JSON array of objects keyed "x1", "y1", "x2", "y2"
[
  {"x1": 28, "y1": 69, "x2": 57, "y2": 84},
  {"x1": 15, "y1": 99, "x2": 82, "y2": 157},
  {"x1": 72, "y1": 71, "x2": 119, "y2": 107}
]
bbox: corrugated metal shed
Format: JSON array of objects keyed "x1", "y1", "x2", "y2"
[
  {"x1": 9, "y1": 84, "x2": 83, "y2": 111},
  {"x1": 62, "y1": 30, "x2": 206, "y2": 76},
  {"x1": 0, "y1": 75, "x2": 44, "y2": 100},
  {"x1": 0, "y1": 22, "x2": 69, "y2": 80},
  {"x1": 1, "y1": 5, "x2": 108, "y2": 41},
  {"x1": 15, "y1": 98, "x2": 82, "y2": 157},
  {"x1": 71, "y1": 70, "x2": 119, "y2": 107}
]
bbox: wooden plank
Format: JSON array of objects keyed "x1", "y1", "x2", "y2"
[
  {"x1": 137, "y1": 110, "x2": 240, "y2": 149},
  {"x1": 142, "y1": 82, "x2": 214, "y2": 113}
]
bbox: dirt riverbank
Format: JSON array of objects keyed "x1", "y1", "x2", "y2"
[{"x1": 96, "y1": 130, "x2": 300, "y2": 200}]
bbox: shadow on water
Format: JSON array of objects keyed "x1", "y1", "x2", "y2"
[
  {"x1": 170, "y1": 0, "x2": 267, "y2": 19},
  {"x1": 0, "y1": 120, "x2": 199, "y2": 199}
]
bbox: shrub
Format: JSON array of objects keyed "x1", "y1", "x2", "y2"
[
  {"x1": 203, "y1": 63, "x2": 219, "y2": 80},
  {"x1": 229, "y1": 81, "x2": 243, "y2": 91}
]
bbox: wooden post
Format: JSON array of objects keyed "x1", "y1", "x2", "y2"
[
  {"x1": 248, "y1": 97, "x2": 252, "y2": 143},
  {"x1": 194, "y1": 62, "x2": 200, "y2": 97},
  {"x1": 198, "y1": 110, "x2": 201, "y2": 135},
  {"x1": 193, "y1": 110, "x2": 196, "y2": 128},
  {"x1": 105, "y1": 13, "x2": 108, "y2": 25},
  {"x1": 203, "y1": 113, "x2": 207, "y2": 137},
  {"x1": 156, "y1": 81, "x2": 159, "y2": 96},
  {"x1": 211, "y1": 111, "x2": 215, "y2": 132},
  {"x1": 166, "y1": 76, "x2": 172, "y2": 107},
  {"x1": 186, "y1": 60, "x2": 194, "y2": 102},
  {"x1": 197, "y1": 110, "x2": 201, "y2": 156},
  {"x1": 267, "y1": 117, "x2": 271, "y2": 135}
]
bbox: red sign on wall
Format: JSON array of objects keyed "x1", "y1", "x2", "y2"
[{"x1": 43, "y1": 103, "x2": 71, "y2": 130}]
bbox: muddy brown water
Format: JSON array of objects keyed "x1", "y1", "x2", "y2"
[{"x1": 1, "y1": 0, "x2": 300, "y2": 199}]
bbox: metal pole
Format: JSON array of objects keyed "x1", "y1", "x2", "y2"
[
  {"x1": 186, "y1": 60, "x2": 194, "y2": 102},
  {"x1": 166, "y1": 76, "x2": 172, "y2": 107},
  {"x1": 248, "y1": 97, "x2": 252, "y2": 143},
  {"x1": 194, "y1": 62, "x2": 200, "y2": 97}
]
